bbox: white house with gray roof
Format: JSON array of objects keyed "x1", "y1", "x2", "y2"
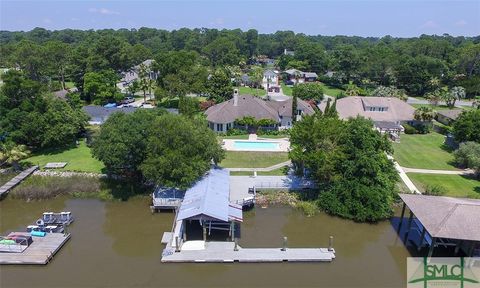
[{"x1": 205, "y1": 89, "x2": 315, "y2": 132}]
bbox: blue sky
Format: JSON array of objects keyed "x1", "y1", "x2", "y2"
[{"x1": 1, "y1": 0, "x2": 479, "y2": 37}]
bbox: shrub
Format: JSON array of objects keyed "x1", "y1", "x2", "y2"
[
  {"x1": 403, "y1": 124, "x2": 417, "y2": 134},
  {"x1": 226, "y1": 128, "x2": 248, "y2": 136},
  {"x1": 424, "y1": 184, "x2": 446, "y2": 196},
  {"x1": 295, "y1": 200, "x2": 319, "y2": 217}
]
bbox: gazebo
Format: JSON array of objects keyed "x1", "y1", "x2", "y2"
[{"x1": 398, "y1": 194, "x2": 480, "y2": 257}]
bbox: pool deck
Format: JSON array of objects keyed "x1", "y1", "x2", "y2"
[
  {"x1": 161, "y1": 241, "x2": 335, "y2": 263},
  {"x1": 0, "y1": 232, "x2": 71, "y2": 265},
  {"x1": 222, "y1": 136, "x2": 290, "y2": 152}
]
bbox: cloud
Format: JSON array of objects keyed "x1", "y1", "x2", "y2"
[
  {"x1": 88, "y1": 8, "x2": 120, "y2": 15},
  {"x1": 420, "y1": 20, "x2": 437, "y2": 29},
  {"x1": 455, "y1": 19, "x2": 467, "y2": 27}
]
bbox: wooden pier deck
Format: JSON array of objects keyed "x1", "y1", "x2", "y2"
[
  {"x1": 0, "y1": 166, "x2": 38, "y2": 199},
  {"x1": 161, "y1": 241, "x2": 335, "y2": 263},
  {"x1": 0, "y1": 232, "x2": 71, "y2": 265}
]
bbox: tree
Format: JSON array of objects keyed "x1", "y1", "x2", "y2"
[
  {"x1": 140, "y1": 114, "x2": 224, "y2": 189},
  {"x1": 292, "y1": 83, "x2": 325, "y2": 102},
  {"x1": 454, "y1": 141, "x2": 480, "y2": 179},
  {"x1": 127, "y1": 80, "x2": 140, "y2": 97},
  {"x1": 0, "y1": 142, "x2": 30, "y2": 170},
  {"x1": 425, "y1": 88, "x2": 446, "y2": 106},
  {"x1": 452, "y1": 109, "x2": 480, "y2": 143},
  {"x1": 443, "y1": 86, "x2": 466, "y2": 108},
  {"x1": 178, "y1": 96, "x2": 199, "y2": 117},
  {"x1": 371, "y1": 86, "x2": 407, "y2": 101},
  {"x1": 344, "y1": 81, "x2": 361, "y2": 96},
  {"x1": 92, "y1": 110, "x2": 163, "y2": 178},
  {"x1": 83, "y1": 70, "x2": 121, "y2": 104},
  {"x1": 289, "y1": 115, "x2": 397, "y2": 222},
  {"x1": 44, "y1": 40, "x2": 70, "y2": 90},
  {"x1": 138, "y1": 63, "x2": 154, "y2": 103},
  {"x1": 206, "y1": 69, "x2": 233, "y2": 103},
  {"x1": 248, "y1": 66, "x2": 264, "y2": 90},
  {"x1": 414, "y1": 106, "x2": 435, "y2": 122},
  {"x1": 202, "y1": 37, "x2": 241, "y2": 66}
]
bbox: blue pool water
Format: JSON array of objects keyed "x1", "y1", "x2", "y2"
[{"x1": 233, "y1": 141, "x2": 280, "y2": 150}]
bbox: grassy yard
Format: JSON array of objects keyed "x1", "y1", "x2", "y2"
[
  {"x1": 408, "y1": 173, "x2": 480, "y2": 198},
  {"x1": 410, "y1": 104, "x2": 465, "y2": 111},
  {"x1": 23, "y1": 140, "x2": 105, "y2": 173},
  {"x1": 230, "y1": 166, "x2": 290, "y2": 176},
  {"x1": 281, "y1": 83, "x2": 293, "y2": 96},
  {"x1": 219, "y1": 151, "x2": 289, "y2": 168},
  {"x1": 64, "y1": 81, "x2": 75, "y2": 89},
  {"x1": 237, "y1": 86, "x2": 266, "y2": 96},
  {"x1": 281, "y1": 83, "x2": 344, "y2": 98},
  {"x1": 393, "y1": 132, "x2": 457, "y2": 170}
]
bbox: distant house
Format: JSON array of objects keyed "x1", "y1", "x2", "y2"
[
  {"x1": 205, "y1": 89, "x2": 315, "y2": 132},
  {"x1": 255, "y1": 55, "x2": 275, "y2": 65},
  {"x1": 82, "y1": 105, "x2": 137, "y2": 125},
  {"x1": 283, "y1": 48, "x2": 295, "y2": 56},
  {"x1": 117, "y1": 59, "x2": 158, "y2": 93},
  {"x1": 436, "y1": 109, "x2": 463, "y2": 126},
  {"x1": 240, "y1": 74, "x2": 251, "y2": 86},
  {"x1": 283, "y1": 69, "x2": 317, "y2": 84},
  {"x1": 319, "y1": 96, "x2": 416, "y2": 134},
  {"x1": 263, "y1": 69, "x2": 279, "y2": 87}
]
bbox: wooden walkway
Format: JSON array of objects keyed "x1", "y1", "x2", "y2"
[
  {"x1": 0, "y1": 232, "x2": 71, "y2": 265},
  {"x1": 0, "y1": 166, "x2": 38, "y2": 199},
  {"x1": 161, "y1": 241, "x2": 335, "y2": 263}
]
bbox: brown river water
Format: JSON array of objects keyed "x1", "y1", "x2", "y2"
[{"x1": 0, "y1": 197, "x2": 414, "y2": 288}]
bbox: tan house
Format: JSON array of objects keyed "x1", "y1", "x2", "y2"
[
  {"x1": 320, "y1": 96, "x2": 416, "y2": 133},
  {"x1": 436, "y1": 109, "x2": 463, "y2": 125},
  {"x1": 205, "y1": 90, "x2": 315, "y2": 133}
]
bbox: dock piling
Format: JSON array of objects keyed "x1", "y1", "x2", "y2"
[
  {"x1": 281, "y1": 236, "x2": 287, "y2": 251},
  {"x1": 234, "y1": 238, "x2": 238, "y2": 251},
  {"x1": 328, "y1": 236, "x2": 334, "y2": 251}
]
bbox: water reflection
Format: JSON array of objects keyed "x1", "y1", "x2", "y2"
[{"x1": 1, "y1": 198, "x2": 412, "y2": 288}]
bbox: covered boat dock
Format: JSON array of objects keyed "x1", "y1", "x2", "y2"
[{"x1": 397, "y1": 193, "x2": 480, "y2": 258}]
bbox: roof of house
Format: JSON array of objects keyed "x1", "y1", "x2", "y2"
[
  {"x1": 374, "y1": 121, "x2": 403, "y2": 130},
  {"x1": 267, "y1": 97, "x2": 315, "y2": 118},
  {"x1": 176, "y1": 168, "x2": 242, "y2": 222},
  {"x1": 284, "y1": 69, "x2": 302, "y2": 75},
  {"x1": 436, "y1": 109, "x2": 463, "y2": 121},
  {"x1": 53, "y1": 89, "x2": 69, "y2": 99},
  {"x1": 205, "y1": 95, "x2": 315, "y2": 124},
  {"x1": 303, "y1": 72, "x2": 318, "y2": 78},
  {"x1": 319, "y1": 96, "x2": 415, "y2": 122},
  {"x1": 82, "y1": 105, "x2": 137, "y2": 121},
  {"x1": 264, "y1": 69, "x2": 277, "y2": 77},
  {"x1": 399, "y1": 194, "x2": 480, "y2": 241}
]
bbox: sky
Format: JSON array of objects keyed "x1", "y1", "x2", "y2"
[{"x1": 0, "y1": 0, "x2": 479, "y2": 37}]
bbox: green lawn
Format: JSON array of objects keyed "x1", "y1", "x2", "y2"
[
  {"x1": 320, "y1": 83, "x2": 344, "y2": 97},
  {"x1": 393, "y1": 132, "x2": 457, "y2": 170},
  {"x1": 281, "y1": 83, "x2": 293, "y2": 96},
  {"x1": 410, "y1": 104, "x2": 465, "y2": 111},
  {"x1": 64, "y1": 81, "x2": 75, "y2": 89},
  {"x1": 408, "y1": 173, "x2": 480, "y2": 198},
  {"x1": 23, "y1": 140, "x2": 105, "y2": 173},
  {"x1": 237, "y1": 86, "x2": 266, "y2": 96},
  {"x1": 219, "y1": 151, "x2": 289, "y2": 168},
  {"x1": 229, "y1": 166, "x2": 290, "y2": 176}
]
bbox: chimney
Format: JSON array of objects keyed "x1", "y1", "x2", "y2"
[{"x1": 233, "y1": 89, "x2": 239, "y2": 106}]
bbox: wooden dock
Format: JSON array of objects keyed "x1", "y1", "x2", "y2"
[
  {"x1": 0, "y1": 166, "x2": 38, "y2": 199},
  {"x1": 161, "y1": 241, "x2": 335, "y2": 263},
  {"x1": 0, "y1": 232, "x2": 71, "y2": 265}
]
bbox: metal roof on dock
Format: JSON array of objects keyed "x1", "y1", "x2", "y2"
[{"x1": 177, "y1": 169, "x2": 242, "y2": 222}]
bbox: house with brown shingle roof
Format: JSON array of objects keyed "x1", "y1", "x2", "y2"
[
  {"x1": 205, "y1": 89, "x2": 315, "y2": 132},
  {"x1": 319, "y1": 96, "x2": 416, "y2": 133}
]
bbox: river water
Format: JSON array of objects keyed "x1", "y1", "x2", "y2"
[{"x1": 0, "y1": 197, "x2": 413, "y2": 288}]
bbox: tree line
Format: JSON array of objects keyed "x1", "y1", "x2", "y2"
[{"x1": 1, "y1": 28, "x2": 479, "y2": 101}]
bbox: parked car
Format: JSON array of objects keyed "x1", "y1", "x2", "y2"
[{"x1": 121, "y1": 96, "x2": 135, "y2": 104}]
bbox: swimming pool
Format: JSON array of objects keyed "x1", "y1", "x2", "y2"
[{"x1": 233, "y1": 141, "x2": 280, "y2": 151}]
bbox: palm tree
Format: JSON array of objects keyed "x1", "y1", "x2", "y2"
[
  {"x1": 138, "y1": 64, "x2": 152, "y2": 104},
  {"x1": 0, "y1": 142, "x2": 30, "y2": 170},
  {"x1": 345, "y1": 81, "x2": 361, "y2": 96},
  {"x1": 414, "y1": 106, "x2": 435, "y2": 122}
]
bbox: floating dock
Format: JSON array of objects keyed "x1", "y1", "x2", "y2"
[
  {"x1": 0, "y1": 232, "x2": 71, "y2": 265},
  {"x1": 161, "y1": 241, "x2": 335, "y2": 263}
]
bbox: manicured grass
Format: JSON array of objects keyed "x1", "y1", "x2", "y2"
[
  {"x1": 64, "y1": 81, "x2": 75, "y2": 89},
  {"x1": 319, "y1": 83, "x2": 344, "y2": 97},
  {"x1": 219, "y1": 151, "x2": 289, "y2": 168},
  {"x1": 23, "y1": 140, "x2": 105, "y2": 173},
  {"x1": 393, "y1": 132, "x2": 457, "y2": 170},
  {"x1": 237, "y1": 86, "x2": 266, "y2": 96},
  {"x1": 281, "y1": 83, "x2": 293, "y2": 96},
  {"x1": 408, "y1": 173, "x2": 480, "y2": 198},
  {"x1": 258, "y1": 166, "x2": 290, "y2": 176}
]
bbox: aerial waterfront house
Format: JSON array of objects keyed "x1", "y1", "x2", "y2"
[
  {"x1": 319, "y1": 96, "x2": 416, "y2": 135},
  {"x1": 205, "y1": 89, "x2": 315, "y2": 132}
]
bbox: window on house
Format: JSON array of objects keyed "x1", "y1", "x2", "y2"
[{"x1": 216, "y1": 123, "x2": 222, "y2": 131}]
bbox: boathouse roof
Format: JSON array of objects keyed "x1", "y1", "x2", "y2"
[
  {"x1": 399, "y1": 194, "x2": 480, "y2": 241},
  {"x1": 177, "y1": 168, "x2": 243, "y2": 223}
]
